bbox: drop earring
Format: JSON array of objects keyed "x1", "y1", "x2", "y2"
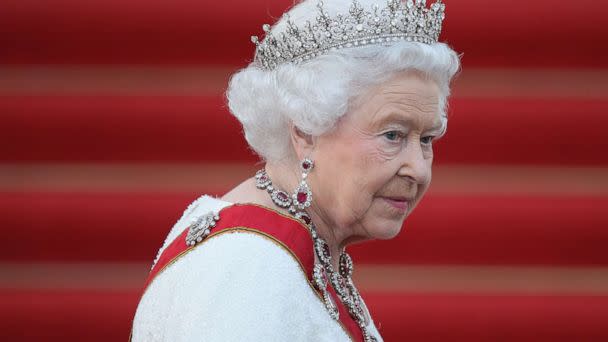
[{"x1": 290, "y1": 158, "x2": 314, "y2": 213}]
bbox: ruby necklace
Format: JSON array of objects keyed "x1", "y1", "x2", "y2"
[{"x1": 254, "y1": 169, "x2": 376, "y2": 342}]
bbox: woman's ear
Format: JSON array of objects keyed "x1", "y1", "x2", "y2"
[{"x1": 289, "y1": 123, "x2": 315, "y2": 160}]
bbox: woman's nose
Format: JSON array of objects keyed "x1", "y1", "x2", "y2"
[{"x1": 397, "y1": 139, "x2": 431, "y2": 184}]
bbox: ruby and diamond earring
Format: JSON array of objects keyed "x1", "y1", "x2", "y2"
[{"x1": 291, "y1": 158, "x2": 314, "y2": 212}]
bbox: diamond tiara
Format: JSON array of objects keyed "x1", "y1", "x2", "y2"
[{"x1": 251, "y1": 0, "x2": 446, "y2": 70}]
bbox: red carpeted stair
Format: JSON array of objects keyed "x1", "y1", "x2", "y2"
[
  {"x1": 1, "y1": 0, "x2": 608, "y2": 341},
  {"x1": 2, "y1": 192, "x2": 607, "y2": 266},
  {"x1": 0, "y1": 0, "x2": 605, "y2": 67},
  {"x1": 2, "y1": 96, "x2": 608, "y2": 165},
  {"x1": 3, "y1": 290, "x2": 608, "y2": 342}
]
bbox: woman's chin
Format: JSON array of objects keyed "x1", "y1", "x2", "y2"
[
  {"x1": 362, "y1": 201, "x2": 409, "y2": 240},
  {"x1": 367, "y1": 218, "x2": 405, "y2": 240}
]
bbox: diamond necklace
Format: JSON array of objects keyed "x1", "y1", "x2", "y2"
[{"x1": 255, "y1": 169, "x2": 376, "y2": 342}]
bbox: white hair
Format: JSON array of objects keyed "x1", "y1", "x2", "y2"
[{"x1": 226, "y1": 0, "x2": 461, "y2": 162}]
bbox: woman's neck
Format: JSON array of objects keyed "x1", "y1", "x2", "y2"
[
  {"x1": 265, "y1": 162, "x2": 345, "y2": 269},
  {"x1": 223, "y1": 162, "x2": 348, "y2": 269}
]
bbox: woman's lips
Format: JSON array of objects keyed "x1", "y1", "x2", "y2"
[{"x1": 382, "y1": 197, "x2": 410, "y2": 212}]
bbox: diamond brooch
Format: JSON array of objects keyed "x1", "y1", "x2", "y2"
[{"x1": 185, "y1": 212, "x2": 220, "y2": 247}]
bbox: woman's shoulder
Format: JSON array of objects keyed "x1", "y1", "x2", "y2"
[
  {"x1": 149, "y1": 195, "x2": 231, "y2": 268},
  {"x1": 148, "y1": 194, "x2": 316, "y2": 288},
  {"x1": 152, "y1": 194, "x2": 314, "y2": 268},
  {"x1": 133, "y1": 196, "x2": 350, "y2": 341}
]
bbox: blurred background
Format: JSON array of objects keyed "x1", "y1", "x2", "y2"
[{"x1": 1, "y1": 0, "x2": 608, "y2": 341}]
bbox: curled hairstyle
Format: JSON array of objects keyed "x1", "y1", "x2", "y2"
[{"x1": 227, "y1": 0, "x2": 461, "y2": 162}]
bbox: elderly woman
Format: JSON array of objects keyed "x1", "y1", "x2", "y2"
[{"x1": 132, "y1": 0, "x2": 459, "y2": 341}]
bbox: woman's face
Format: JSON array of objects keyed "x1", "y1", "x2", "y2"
[{"x1": 310, "y1": 70, "x2": 443, "y2": 243}]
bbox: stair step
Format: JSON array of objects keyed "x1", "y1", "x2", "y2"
[
  {"x1": 1, "y1": 289, "x2": 607, "y2": 341},
  {"x1": 2, "y1": 96, "x2": 607, "y2": 165},
  {"x1": 4, "y1": 164, "x2": 607, "y2": 196},
  {"x1": 3, "y1": 263, "x2": 606, "y2": 294},
  {"x1": 0, "y1": 0, "x2": 605, "y2": 67},
  {"x1": 0, "y1": 289, "x2": 137, "y2": 342},
  {"x1": 2, "y1": 67, "x2": 606, "y2": 99},
  {"x1": 367, "y1": 292, "x2": 608, "y2": 341},
  {"x1": 0, "y1": 95, "x2": 255, "y2": 163},
  {"x1": 2, "y1": 192, "x2": 606, "y2": 265}
]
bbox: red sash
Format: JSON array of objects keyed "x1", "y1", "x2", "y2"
[{"x1": 139, "y1": 203, "x2": 363, "y2": 342}]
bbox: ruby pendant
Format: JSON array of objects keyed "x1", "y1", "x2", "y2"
[
  {"x1": 297, "y1": 191, "x2": 308, "y2": 203},
  {"x1": 292, "y1": 181, "x2": 312, "y2": 210}
]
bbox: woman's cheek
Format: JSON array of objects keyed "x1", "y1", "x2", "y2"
[
  {"x1": 422, "y1": 144, "x2": 434, "y2": 160},
  {"x1": 367, "y1": 138, "x2": 402, "y2": 162}
]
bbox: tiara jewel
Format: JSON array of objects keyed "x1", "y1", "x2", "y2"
[{"x1": 251, "y1": 0, "x2": 446, "y2": 70}]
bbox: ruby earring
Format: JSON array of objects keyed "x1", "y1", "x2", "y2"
[{"x1": 292, "y1": 158, "x2": 314, "y2": 211}]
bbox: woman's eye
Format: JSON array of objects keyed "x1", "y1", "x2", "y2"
[
  {"x1": 383, "y1": 131, "x2": 402, "y2": 142},
  {"x1": 421, "y1": 136, "x2": 435, "y2": 145}
]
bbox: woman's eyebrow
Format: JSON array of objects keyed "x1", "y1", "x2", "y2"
[{"x1": 372, "y1": 111, "x2": 413, "y2": 129}]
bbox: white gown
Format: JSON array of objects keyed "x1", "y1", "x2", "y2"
[{"x1": 132, "y1": 195, "x2": 383, "y2": 342}]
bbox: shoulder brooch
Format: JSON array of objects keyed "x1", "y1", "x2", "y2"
[{"x1": 185, "y1": 211, "x2": 220, "y2": 247}]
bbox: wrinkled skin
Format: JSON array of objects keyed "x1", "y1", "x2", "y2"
[
  {"x1": 298, "y1": 70, "x2": 444, "y2": 254},
  {"x1": 223, "y1": 70, "x2": 444, "y2": 266}
]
